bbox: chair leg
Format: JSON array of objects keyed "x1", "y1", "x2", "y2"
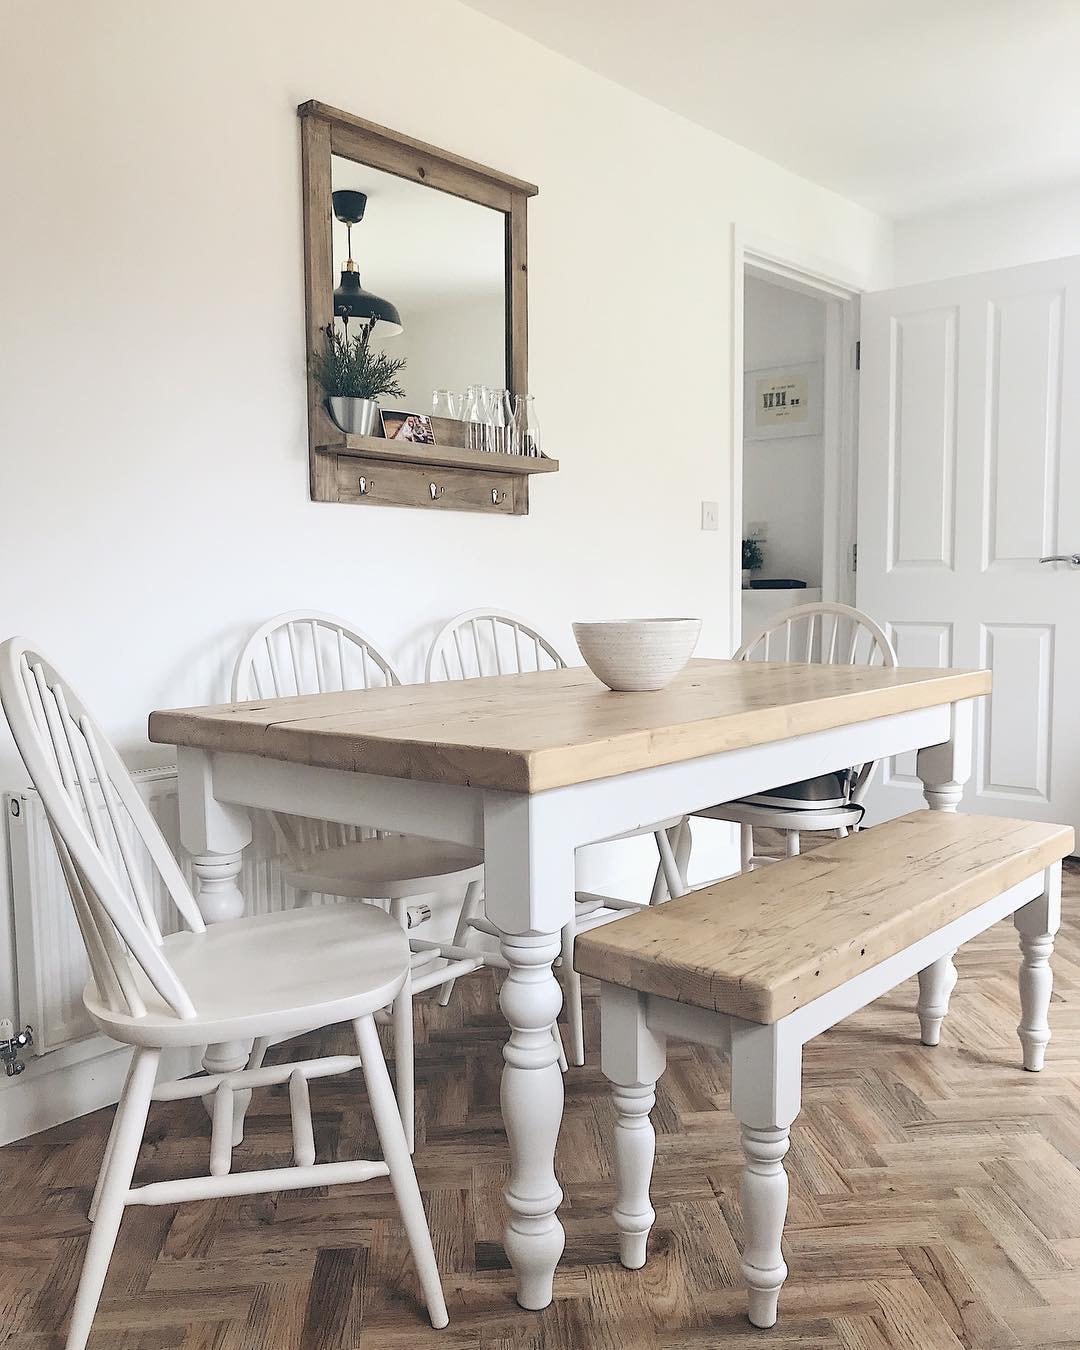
[
  {"x1": 784, "y1": 831, "x2": 800, "y2": 858},
  {"x1": 390, "y1": 897, "x2": 416, "y2": 1152},
  {"x1": 916, "y1": 952, "x2": 958, "y2": 1046},
  {"x1": 552, "y1": 1020, "x2": 569, "y2": 1073},
  {"x1": 561, "y1": 921, "x2": 586, "y2": 1067},
  {"x1": 354, "y1": 1016, "x2": 448, "y2": 1330},
  {"x1": 66, "y1": 1048, "x2": 159, "y2": 1350},
  {"x1": 656, "y1": 828, "x2": 686, "y2": 900},
  {"x1": 740, "y1": 824, "x2": 754, "y2": 872},
  {"x1": 88, "y1": 1054, "x2": 135, "y2": 1222},
  {"x1": 674, "y1": 818, "x2": 692, "y2": 886},
  {"x1": 437, "y1": 879, "x2": 483, "y2": 1008},
  {"x1": 1015, "y1": 869, "x2": 1061, "y2": 1071}
]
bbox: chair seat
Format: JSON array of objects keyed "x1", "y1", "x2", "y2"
[
  {"x1": 84, "y1": 903, "x2": 409, "y2": 1049},
  {"x1": 695, "y1": 799, "x2": 863, "y2": 833},
  {"x1": 284, "y1": 834, "x2": 484, "y2": 900},
  {"x1": 740, "y1": 773, "x2": 848, "y2": 810}
]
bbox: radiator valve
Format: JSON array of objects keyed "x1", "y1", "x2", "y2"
[{"x1": 0, "y1": 1019, "x2": 33, "y2": 1076}]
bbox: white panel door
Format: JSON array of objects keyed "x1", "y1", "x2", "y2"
[{"x1": 857, "y1": 255, "x2": 1080, "y2": 831}]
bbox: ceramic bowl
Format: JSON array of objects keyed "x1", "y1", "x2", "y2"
[{"x1": 572, "y1": 618, "x2": 702, "y2": 692}]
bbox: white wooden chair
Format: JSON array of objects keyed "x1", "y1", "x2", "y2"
[
  {"x1": 0, "y1": 637, "x2": 448, "y2": 1349},
  {"x1": 693, "y1": 602, "x2": 897, "y2": 868},
  {"x1": 233, "y1": 611, "x2": 488, "y2": 1143},
  {"x1": 426, "y1": 609, "x2": 690, "y2": 1066}
]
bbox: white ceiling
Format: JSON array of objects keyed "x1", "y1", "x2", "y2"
[{"x1": 462, "y1": 0, "x2": 1080, "y2": 218}]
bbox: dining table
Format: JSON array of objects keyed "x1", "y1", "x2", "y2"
[{"x1": 149, "y1": 656, "x2": 990, "y2": 1310}]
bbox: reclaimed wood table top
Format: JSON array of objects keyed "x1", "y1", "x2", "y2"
[{"x1": 149, "y1": 659, "x2": 990, "y2": 794}]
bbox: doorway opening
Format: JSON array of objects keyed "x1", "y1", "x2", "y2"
[{"x1": 730, "y1": 236, "x2": 862, "y2": 652}]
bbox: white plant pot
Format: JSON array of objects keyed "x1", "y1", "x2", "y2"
[
  {"x1": 742, "y1": 568, "x2": 752, "y2": 589},
  {"x1": 328, "y1": 396, "x2": 380, "y2": 436}
]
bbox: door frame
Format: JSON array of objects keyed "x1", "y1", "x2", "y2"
[{"x1": 730, "y1": 227, "x2": 865, "y2": 653}]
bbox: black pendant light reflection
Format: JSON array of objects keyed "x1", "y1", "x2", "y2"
[{"x1": 331, "y1": 189, "x2": 403, "y2": 335}]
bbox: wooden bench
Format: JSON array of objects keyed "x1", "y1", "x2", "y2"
[{"x1": 574, "y1": 811, "x2": 1073, "y2": 1330}]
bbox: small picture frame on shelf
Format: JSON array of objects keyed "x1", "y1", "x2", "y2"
[{"x1": 381, "y1": 410, "x2": 437, "y2": 445}]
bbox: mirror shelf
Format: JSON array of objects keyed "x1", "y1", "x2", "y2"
[
  {"x1": 299, "y1": 101, "x2": 553, "y2": 515},
  {"x1": 317, "y1": 435, "x2": 559, "y2": 477}
]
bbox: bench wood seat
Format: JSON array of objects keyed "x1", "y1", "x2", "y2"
[
  {"x1": 576, "y1": 812, "x2": 1073, "y2": 1024},
  {"x1": 589, "y1": 810, "x2": 1072, "y2": 1332}
]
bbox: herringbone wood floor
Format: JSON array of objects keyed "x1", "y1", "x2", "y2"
[{"x1": 3, "y1": 855, "x2": 1079, "y2": 1349}]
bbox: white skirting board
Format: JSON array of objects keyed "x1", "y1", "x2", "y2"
[{"x1": 0, "y1": 1036, "x2": 202, "y2": 1149}]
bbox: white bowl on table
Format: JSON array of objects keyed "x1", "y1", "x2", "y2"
[{"x1": 572, "y1": 617, "x2": 702, "y2": 692}]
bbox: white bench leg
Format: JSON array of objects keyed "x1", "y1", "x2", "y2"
[
  {"x1": 600, "y1": 984, "x2": 667, "y2": 1269},
  {"x1": 729, "y1": 1020, "x2": 802, "y2": 1330},
  {"x1": 916, "y1": 952, "x2": 957, "y2": 1046},
  {"x1": 1015, "y1": 864, "x2": 1061, "y2": 1072}
]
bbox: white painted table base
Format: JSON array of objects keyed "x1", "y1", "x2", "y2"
[
  {"x1": 599, "y1": 860, "x2": 1061, "y2": 1328},
  {"x1": 174, "y1": 697, "x2": 975, "y2": 1308}
]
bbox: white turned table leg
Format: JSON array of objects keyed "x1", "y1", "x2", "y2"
[
  {"x1": 499, "y1": 932, "x2": 566, "y2": 1309},
  {"x1": 1015, "y1": 864, "x2": 1062, "y2": 1072},
  {"x1": 600, "y1": 983, "x2": 667, "y2": 1270},
  {"x1": 177, "y1": 748, "x2": 254, "y2": 1139},
  {"x1": 916, "y1": 953, "x2": 957, "y2": 1046},
  {"x1": 739, "y1": 1123, "x2": 791, "y2": 1329},
  {"x1": 914, "y1": 698, "x2": 974, "y2": 1043},
  {"x1": 729, "y1": 1018, "x2": 802, "y2": 1330}
]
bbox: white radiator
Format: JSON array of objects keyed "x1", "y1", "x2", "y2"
[{"x1": 5, "y1": 766, "x2": 292, "y2": 1056}]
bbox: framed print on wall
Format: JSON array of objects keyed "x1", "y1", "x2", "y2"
[{"x1": 745, "y1": 361, "x2": 823, "y2": 440}]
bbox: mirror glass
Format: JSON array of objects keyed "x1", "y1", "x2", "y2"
[{"x1": 330, "y1": 157, "x2": 507, "y2": 415}]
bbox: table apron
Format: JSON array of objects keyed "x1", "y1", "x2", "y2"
[
  {"x1": 532, "y1": 702, "x2": 953, "y2": 849},
  {"x1": 209, "y1": 752, "x2": 485, "y2": 848},
  {"x1": 203, "y1": 702, "x2": 952, "y2": 856}
]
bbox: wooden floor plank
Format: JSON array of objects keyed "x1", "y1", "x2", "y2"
[{"x1": 1, "y1": 845, "x2": 1076, "y2": 1348}]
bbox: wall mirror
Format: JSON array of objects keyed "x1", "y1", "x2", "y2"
[
  {"x1": 330, "y1": 157, "x2": 507, "y2": 411},
  {"x1": 299, "y1": 101, "x2": 557, "y2": 515}
]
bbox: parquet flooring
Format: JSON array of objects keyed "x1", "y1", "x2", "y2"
[{"x1": 3, "y1": 850, "x2": 1079, "y2": 1348}]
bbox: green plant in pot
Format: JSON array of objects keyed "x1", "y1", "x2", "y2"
[
  {"x1": 311, "y1": 323, "x2": 407, "y2": 436},
  {"x1": 742, "y1": 537, "x2": 764, "y2": 589}
]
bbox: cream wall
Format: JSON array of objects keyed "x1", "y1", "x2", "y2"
[
  {"x1": 0, "y1": 0, "x2": 891, "y2": 1031},
  {"x1": 894, "y1": 182, "x2": 1080, "y2": 285}
]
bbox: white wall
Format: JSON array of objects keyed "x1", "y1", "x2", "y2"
[
  {"x1": 742, "y1": 276, "x2": 827, "y2": 586},
  {"x1": 0, "y1": 0, "x2": 891, "y2": 1035},
  {"x1": 894, "y1": 181, "x2": 1080, "y2": 285}
]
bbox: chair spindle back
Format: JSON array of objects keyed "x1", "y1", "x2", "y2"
[
  {"x1": 735, "y1": 603, "x2": 897, "y2": 804},
  {"x1": 0, "y1": 638, "x2": 204, "y2": 1022},
  {"x1": 232, "y1": 612, "x2": 405, "y2": 859},
  {"x1": 426, "y1": 609, "x2": 567, "y2": 682}
]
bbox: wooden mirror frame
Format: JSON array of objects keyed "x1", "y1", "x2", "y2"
[{"x1": 298, "y1": 100, "x2": 556, "y2": 515}]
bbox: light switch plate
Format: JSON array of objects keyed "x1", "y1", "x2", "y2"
[{"x1": 701, "y1": 500, "x2": 719, "y2": 531}]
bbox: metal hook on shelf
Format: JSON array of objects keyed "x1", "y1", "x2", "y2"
[
  {"x1": 358, "y1": 476, "x2": 373, "y2": 496},
  {"x1": 491, "y1": 488, "x2": 507, "y2": 506},
  {"x1": 429, "y1": 481, "x2": 445, "y2": 501}
]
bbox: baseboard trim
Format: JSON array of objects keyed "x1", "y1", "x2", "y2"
[{"x1": 0, "y1": 1040, "x2": 201, "y2": 1146}]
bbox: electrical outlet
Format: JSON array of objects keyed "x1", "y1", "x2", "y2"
[{"x1": 700, "y1": 500, "x2": 719, "y2": 531}]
